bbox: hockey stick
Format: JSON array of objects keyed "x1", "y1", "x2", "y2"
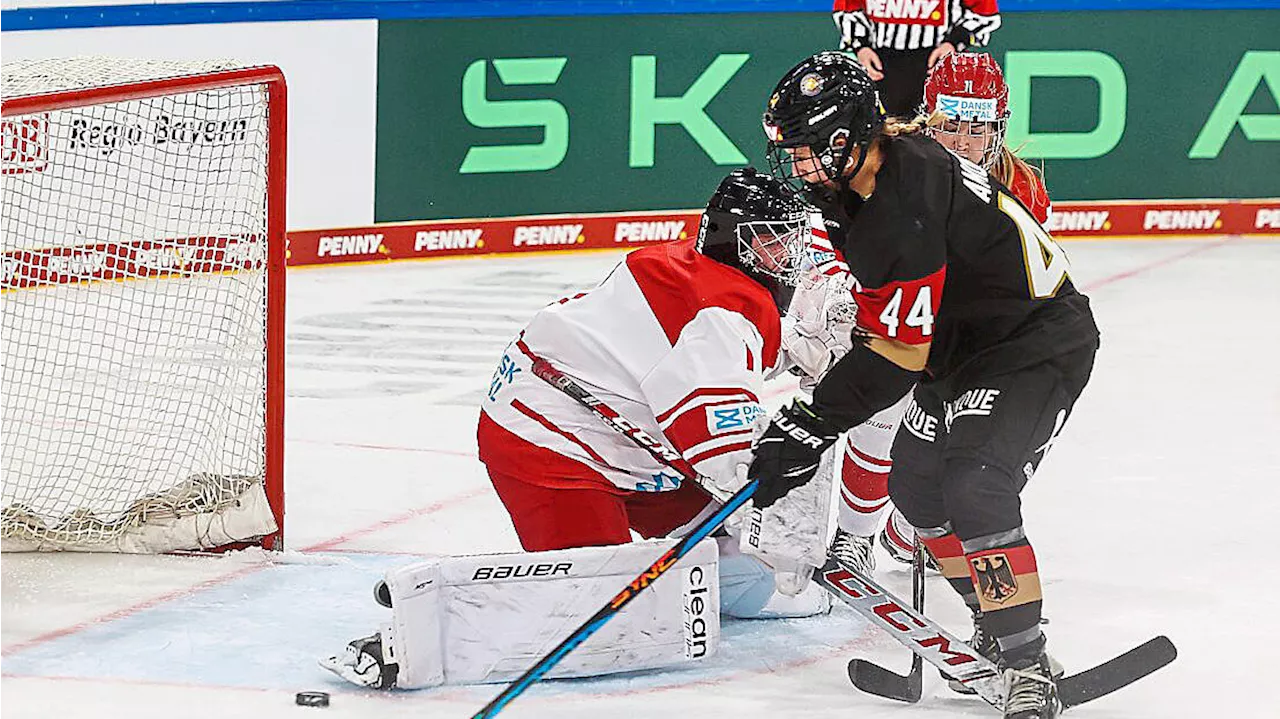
[
  {"x1": 523, "y1": 357, "x2": 1175, "y2": 711},
  {"x1": 472, "y1": 481, "x2": 756, "y2": 718},
  {"x1": 817, "y1": 552, "x2": 1005, "y2": 706},
  {"x1": 470, "y1": 359, "x2": 756, "y2": 718},
  {"x1": 846, "y1": 540, "x2": 925, "y2": 702},
  {"x1": 527, "y1": 357, "x2": 715, "y2": 491},
  {"x1": 818, "y1": 549, "x2": 1178, "y2": 711}
]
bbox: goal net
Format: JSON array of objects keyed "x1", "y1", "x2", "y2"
[{"x1": 1, "y1": 58, "x2": 286, "y2": 552}]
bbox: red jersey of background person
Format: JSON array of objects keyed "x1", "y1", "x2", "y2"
[
  {"x1": 834, "y1": 0, "x2": 999, "y2": 24},
  {"x1": 834, "y1": 0, "x2": 1000, "y2": 50},
  {"x1": 1008, "y1": 166, "x2": 1051, "y2": 225}
]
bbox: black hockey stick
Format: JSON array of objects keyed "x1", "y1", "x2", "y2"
[
  {"x1": 471, "y1": 358, "x2": 753, "y2": 718},
  {"x1": 846, "y1": 540, "x2": 926, "y2": 702},
  {"x1": 820, "y1": 549, "x2": 1177, "y2": 711}
]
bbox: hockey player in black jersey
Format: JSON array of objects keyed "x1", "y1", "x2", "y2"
[{"x1": 750, "y1": 52, "x2": 1100, "y2": 719}]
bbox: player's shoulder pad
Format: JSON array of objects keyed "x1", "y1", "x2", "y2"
[
  {"x1": 880, "y1": 135, "x2": 956, "y2": 224},
  {"x1": 626, "y1": 240, "x2": 781, "y2": 363}
]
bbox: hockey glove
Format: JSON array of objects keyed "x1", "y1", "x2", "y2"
[{"x1": 749, "y1": 400, "x2": 839, "y2": 508}]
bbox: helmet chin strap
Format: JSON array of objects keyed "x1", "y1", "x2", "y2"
[{"x1": 828, "y1": 139, "x2": 871, "y2": 199}]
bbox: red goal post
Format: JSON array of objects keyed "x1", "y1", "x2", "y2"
[{"x1": 1, "y1": 59, "x2": 286, "y2": 552}]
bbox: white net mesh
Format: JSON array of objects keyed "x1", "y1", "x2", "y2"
[{"x1": 1, "y1": 57, "x2": 280, "y2": 552}]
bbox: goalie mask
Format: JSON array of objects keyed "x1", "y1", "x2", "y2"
[
  {"x1": 922, "y1": 52, "x2": 1009, "y2": 170},
  {"x1": 763, "y1": 52, "x2": 885, "y2": 190},
  {"x1": 696, "y1": 168, "x2": 814, "y2": 310}
]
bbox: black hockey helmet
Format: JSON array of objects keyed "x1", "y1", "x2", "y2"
[
  {"x1": 763, "y1": 52, "x2": 885, "y2": 188},
  {"x1": 696, "y1": 167, "x2": 813, "y2": 309}
]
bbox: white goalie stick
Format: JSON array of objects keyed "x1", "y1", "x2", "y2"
[
  {"x1": 818, "y1": 548, "x2": 1178, "y2": 710},
  {"x1": 526, "y1": 356, "x2": 1176, "y2": 711}
]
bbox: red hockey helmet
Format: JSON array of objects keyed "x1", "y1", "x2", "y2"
[{"x1": 921, "y1": 53, "x2": 1009, "y2": 169}]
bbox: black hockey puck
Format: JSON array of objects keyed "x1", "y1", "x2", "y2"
[{"x1": 296, "y1": 691, "x2": 330, "y2": 707}]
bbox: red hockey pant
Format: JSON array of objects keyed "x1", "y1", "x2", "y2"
[{"x1": 488, "y1": 467, "x2": 714, "y2": 552}]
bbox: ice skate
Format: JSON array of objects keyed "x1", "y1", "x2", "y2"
[
  {"x1": 1002, "y1": 651, "x2": 1062, "y2": 719},
  {"x1": 946, "y1": 613, "x2": 1062, "y2": 695},
  {"x1": 829, "y1": 528, "x2": 876, "y2": 575},
  {"x1": 943, "y1": 609, "x2": 1001, "y2": 693}
]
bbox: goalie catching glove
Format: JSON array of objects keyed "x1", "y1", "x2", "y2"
[{"x1": 749, "y1": 400, "x2": 839, "y2": 508}]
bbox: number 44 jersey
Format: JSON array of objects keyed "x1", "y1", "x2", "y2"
[{"x1": 806, "y1": 134, "x2": 1099, "y2": 384}]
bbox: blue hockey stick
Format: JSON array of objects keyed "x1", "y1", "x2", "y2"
[
  {"x1": 470, "y1": 358, "x2": 756, "y2": 718},
  {"x1": 471, "y1": 479, "x2": 756, "y2": 718}
]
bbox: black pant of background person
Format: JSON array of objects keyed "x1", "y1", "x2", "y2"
[{"x1": 874, "y1": 48, "x2": 933, "y2": 117}]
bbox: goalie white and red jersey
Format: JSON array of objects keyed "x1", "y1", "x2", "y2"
[{"x1": 479, "y1": 239, "x2": 782, "y2": 500}]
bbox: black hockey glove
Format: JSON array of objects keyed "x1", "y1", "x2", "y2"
[{"x1": 749, "y1": 400, "x2": 840, "y2": 509}]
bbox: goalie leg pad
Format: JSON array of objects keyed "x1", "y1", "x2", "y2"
[
  {"x1": 375, "y1": 538, "x2": 719, "y2": 688},
  {"x1": 716, "y1": 538, "x2": 774, "y2": 618}
]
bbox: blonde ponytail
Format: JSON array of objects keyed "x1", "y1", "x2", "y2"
[
  {"x1": 880, "y1": 114, "x2": 930, "y2": 138},
  {"x1": 993, "y1": 146, "x2": 1044, "y2": 194}
]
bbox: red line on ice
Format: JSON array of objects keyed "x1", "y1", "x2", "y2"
[
  {"x1": 0, "y1": 489, "x2": 486, "y2": 657},
  {"x1": 1081, "y1": 235, "x2": 1238, "y2": 292},
  {"x1": 300, "y1": 487, "x2": 490, "y2": 552}
]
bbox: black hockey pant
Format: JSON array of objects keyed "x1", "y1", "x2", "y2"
[{"x1": 887, "y1": 344, "x2": 1097, "y2": 661}]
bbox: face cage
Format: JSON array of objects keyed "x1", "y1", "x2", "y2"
[
  {"x1": 735, "y1": 215, "x2": 812, "y2": 287},
  {"x1": 926, "y1": 117, "x2": 1008, "y2": 170},
  {"x1": 766, "y1": 138, "x2": 856, "y2": 191}
]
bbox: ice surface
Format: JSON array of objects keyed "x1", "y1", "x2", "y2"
[{"x1": 4, "y1": 238, "x2": 1278, "y2": 718}]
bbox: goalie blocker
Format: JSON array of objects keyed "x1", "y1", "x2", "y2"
[{"x1": 322, "y1": 538, "x2": 719, "y2": 689}]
